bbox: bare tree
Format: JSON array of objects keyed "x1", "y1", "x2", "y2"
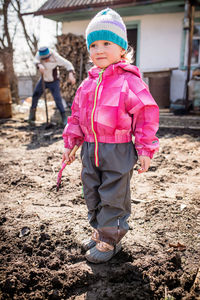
[
  {"x1": 0, "y1": 0, "x2": 39, "y2": 102},
  {"x1": 0, "y1": 0, "x2": 19, "y2": 102},
  {"x1": 11, "y1": 0, "x2": 38, "y2": 57}
]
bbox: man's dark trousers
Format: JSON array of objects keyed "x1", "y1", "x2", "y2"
[{"x1": 31, "y1": 78, "x2": 65, "y2": 113}]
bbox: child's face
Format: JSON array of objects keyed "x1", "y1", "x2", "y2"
[{"x1": 89, "y1": 40, "x2": 125, "y2": 69}]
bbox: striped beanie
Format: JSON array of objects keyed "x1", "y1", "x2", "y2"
[
  {"x1": 38, "y1": 47, "x2": 51, "y2": 60},
  {"x1": 86, "y1": 8, "x2": 128, "y2": 51}
]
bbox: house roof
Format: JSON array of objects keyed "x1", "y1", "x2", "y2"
[
  {"x1": 35, "y1": 0, "x2": 164, "y2": 15},
  {"x1": 34, "y1": 0, "x2": 199, "y2": 22}
]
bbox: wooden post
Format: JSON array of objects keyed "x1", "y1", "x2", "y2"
[
  {"x1": 185, "y1": 1, "x2": 195, "y2": 111},
  {"x1": 41, "y1": 75, "x2": 49, "y2": 124}
]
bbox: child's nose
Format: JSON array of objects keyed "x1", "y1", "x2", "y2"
[{"x1": 96, "y1": 46, "x2": 104, "y2": 53}]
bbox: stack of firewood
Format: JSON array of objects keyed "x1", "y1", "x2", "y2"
[{"x1": 56, "y1": 33, "x2": 90, "y2": 105}]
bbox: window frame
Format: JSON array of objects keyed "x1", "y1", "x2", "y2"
[
  {"x1": 180, "y1": 17, "x2": 200, "y2": 70},
  {"x1": 125, "y1": 20, "x2": 141, "y2": 67}
]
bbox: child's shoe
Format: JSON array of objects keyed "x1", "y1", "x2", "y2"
[
  {"x1": 82, "y1": 230, "x2": 99, "y2": 251},
  {"x1": 85, "y1": 241, "x2": 122, "y2": 263}
]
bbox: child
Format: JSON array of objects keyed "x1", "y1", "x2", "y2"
[{"x1": 62, "y1": 8, "x2": 159, "y2": 263}]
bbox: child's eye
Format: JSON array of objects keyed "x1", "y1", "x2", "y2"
[
  {"x1": 90, "y1": 44, "x2": 96, "y2": 48},
  {"x1": 104, "y1": 42, "x2": 110, "y2": 46}
]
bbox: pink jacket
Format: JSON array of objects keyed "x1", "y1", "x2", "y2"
[{"x1": 63, "y1": 61, "x2": 159, "y2": 165}]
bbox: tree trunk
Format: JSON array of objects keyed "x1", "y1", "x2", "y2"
[{"x1": 2, "y1": 49, "x2": 19, "y2": 103}]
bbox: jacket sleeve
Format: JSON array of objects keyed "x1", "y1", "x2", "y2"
[
  {"x1": 62, "y1": 86, "x2": 84, "y2": 149},
  {"x1": 53, "y1": 50, "x2": 74, "y2": 71},
  {"x1": 34, "y1": 52, "x2": 41, "y2": 68},
  {"x1": 126, "y1": 81, "x2": 159, "y2": 158}
]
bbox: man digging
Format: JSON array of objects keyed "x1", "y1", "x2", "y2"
[{"x1": 28, "y1": 46, "x2": 76, "y2": 126}]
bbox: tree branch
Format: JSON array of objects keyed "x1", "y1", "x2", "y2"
[
  {"x1": 3, "y1": 0, "x2": 13, "y2": 49},
  {"x1": 11, "y1": 0, "x2": 38, "y2": 56}
]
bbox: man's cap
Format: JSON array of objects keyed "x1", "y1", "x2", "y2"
[{"x1": 39, "y1": 47, "x2": 51, "y2": 60}]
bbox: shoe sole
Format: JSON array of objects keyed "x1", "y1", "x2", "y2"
[{"x1": 85, "y1": 243, "x2": 122, "y2": 264}]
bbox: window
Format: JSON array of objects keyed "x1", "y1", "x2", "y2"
[
  {"x1": 181, "y1": 19, "x2": 200, "y2": 69},
  {"x1": 127, "y1": 28, "x2": 138, "y2": 64},
  {"x1": 191, "y1": 23, "x2": 200, "y2": 65}
]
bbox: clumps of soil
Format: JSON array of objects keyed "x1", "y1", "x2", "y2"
[{"x1": 0, "y1": 118, "x2": 200, "y2": 299}]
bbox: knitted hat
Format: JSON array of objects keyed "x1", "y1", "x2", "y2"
[
  {"x1": 38, "y1": 47, "x2": 51, "y2": 60},
  {"x1": 86, "y1": 8, "x2": 128, "y2": 51}
]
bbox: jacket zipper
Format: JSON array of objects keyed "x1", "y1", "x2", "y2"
[{"x1": 91, "y1": 69, "x2": 104, "y2": 167}]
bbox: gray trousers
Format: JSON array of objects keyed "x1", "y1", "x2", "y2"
[{"x1": 81, "y1": 141, "x2": 138, "y2": 245}]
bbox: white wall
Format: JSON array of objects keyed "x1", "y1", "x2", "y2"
[
  {"x1": 126, "y1": 13, "x2": 183, "y2": 71},
  {"x1": 62, "y1": 20, "x2": 88, "y2": 37}
]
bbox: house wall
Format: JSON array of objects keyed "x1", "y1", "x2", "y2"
[
  {"x1": 61, "y1": 12, "x2": 187, "y2": 103},
  {"x1": 62, "y1": 20, "x2": 88, "y2": 36},
  {"x1": 124, "y1": 13, "x2": 183, "y2": 71}
]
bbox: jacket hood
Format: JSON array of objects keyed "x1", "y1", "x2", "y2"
[{"x1": 88, "y1": 61, "x2": 142, "y2": 79}]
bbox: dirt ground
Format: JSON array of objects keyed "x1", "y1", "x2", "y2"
[{"x1": 0, "y1": 107, "x2": 200, "y2": 300}]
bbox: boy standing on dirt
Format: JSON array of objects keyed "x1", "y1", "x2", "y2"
[
  {"x1": 62, "y1": 8, "x2": 159, "y2": 263},
  {"x1": 28, "y1": 46, "x2": 76, "y2": 125}
]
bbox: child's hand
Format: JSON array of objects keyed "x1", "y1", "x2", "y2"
[
  {"x1": 62, "y1": 148, "x2": 75, "y2": 165},
  {"x1": 138, "y1": 156, "x2": 151, "y2": 174}
]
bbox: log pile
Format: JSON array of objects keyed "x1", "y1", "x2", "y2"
[{"x1": 56, "y1": 33, "x2": 90, "y2": 105}]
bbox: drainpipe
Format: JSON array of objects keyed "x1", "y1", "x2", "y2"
[{"x1": 184, "y1": 0, "x2": 195, "y2": 111}]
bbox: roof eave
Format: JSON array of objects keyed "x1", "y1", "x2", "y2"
[
  {"x1": 34, "y1": 2, "x2": 186, "y2": 22},
  {"x1": 34, "y1": 0, "x2": 169, "y2": 17},
  {"x1": 34, "y1": 0, "x2": 134, "y2": 16},
  {"x1": 33, "y1": 0, "x2": 200, "y2": 22}
]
